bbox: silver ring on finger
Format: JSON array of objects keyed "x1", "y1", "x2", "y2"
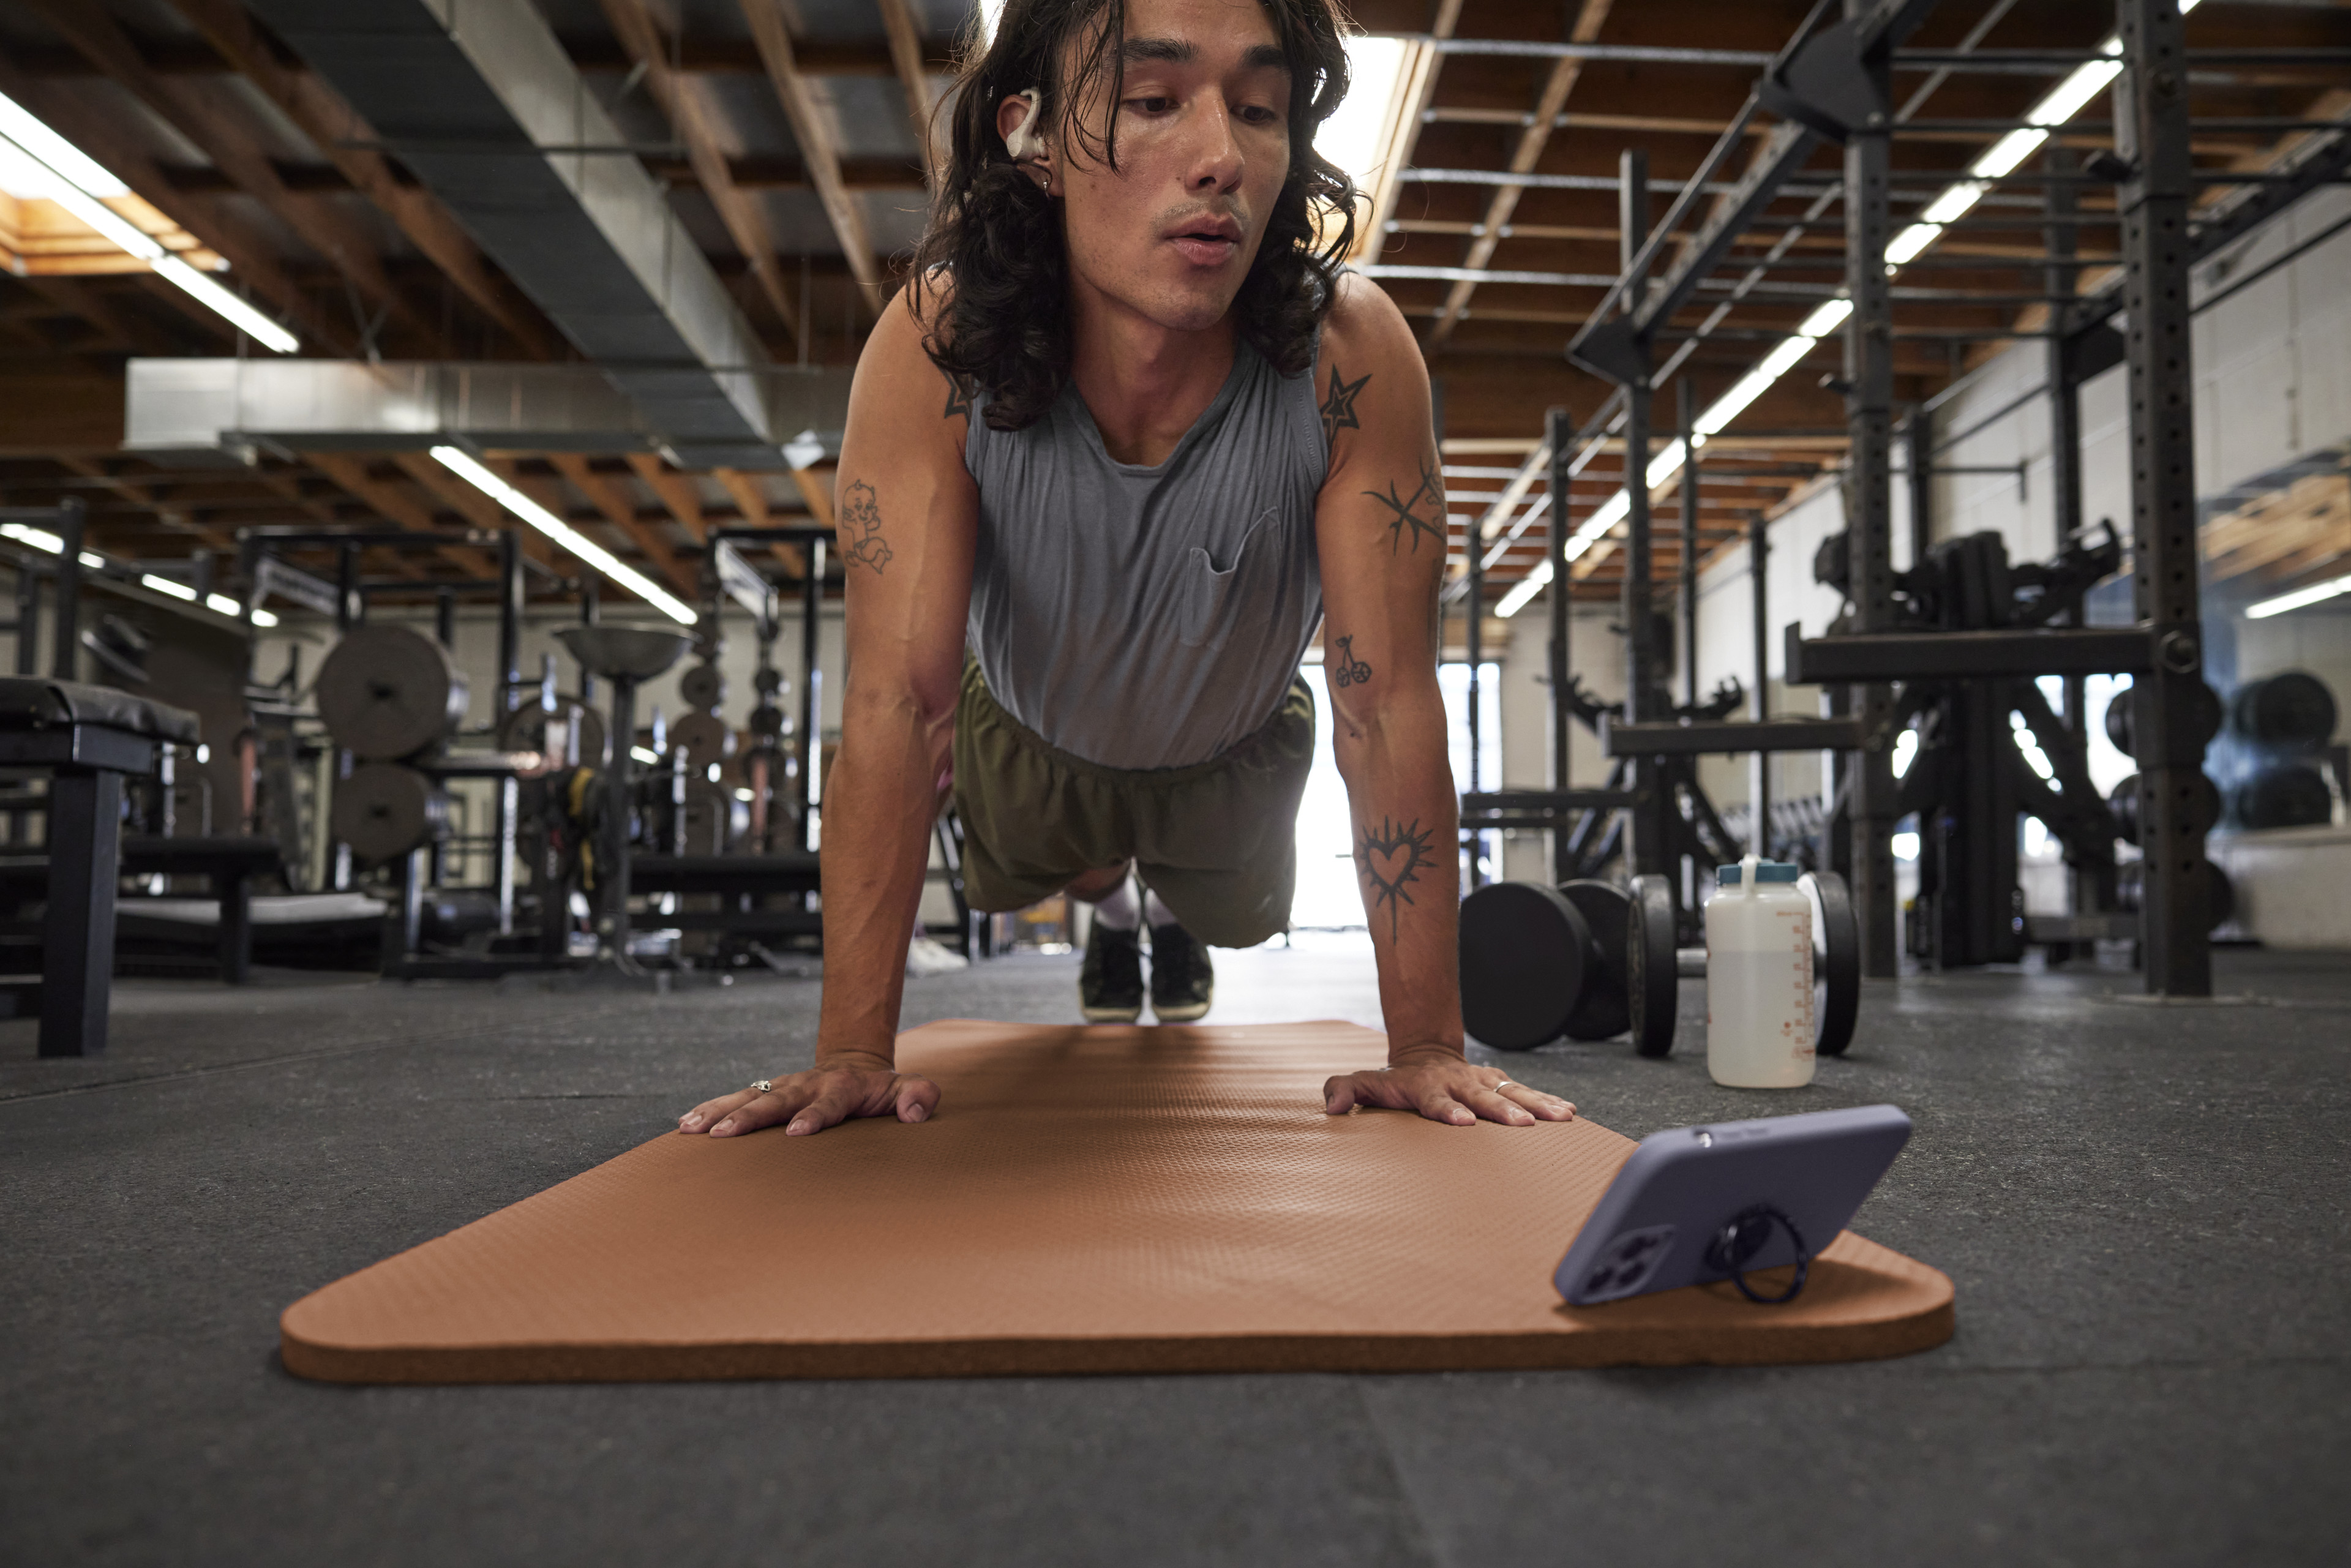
[{"x1": 749, "y1": 1080, "x2": 773, "y2": 1093}]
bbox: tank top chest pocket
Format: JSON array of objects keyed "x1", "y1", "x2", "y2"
[{"x1": 1178, "y1": 509, "x2": 1284, "y2": 651}]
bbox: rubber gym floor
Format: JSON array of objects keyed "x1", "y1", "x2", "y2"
[{"x1": 4, "y1": 939, "x2": 2345, "y2": 1567}]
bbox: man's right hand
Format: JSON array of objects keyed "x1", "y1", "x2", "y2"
[{"x1": 677, "y1": 1054, "x2": 940, "y2": 1138}]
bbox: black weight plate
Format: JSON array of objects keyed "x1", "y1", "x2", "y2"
[
  {"x1": 678, "y1": 662, "x2": 727, "y2": 712},
  {"x1": 1802, "y1": 869, "x2": 1861, "y2": 1057},
  {"x1": 667, "y1": 711, "x2": 736, "y2": 767},
  {"x1": 1458, "y1": 882, "x2": 1591, "y2": 1051},
  {"x1": 315, "y1": 625, "x2": 470, "y2": 760},
  {"x1": 329, "y1": 762, "x2": 444, "y2": 865},
  {"x1": 1625, "y1": 874, "x2": 1678, "y2": 1058},
  {"x1": 1558, "y1": 879, "x2": 1632, "y2": 1040}
]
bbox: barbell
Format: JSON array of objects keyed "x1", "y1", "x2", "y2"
[{"x1": 1459, "y1": 870, "x2": 1861, "y2": 1060}]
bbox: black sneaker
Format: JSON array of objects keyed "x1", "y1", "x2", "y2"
[
  {"x1": 1147, "y1": 920, "x2": 1214, "y2": 1023},
  {"x1": 1079, "y1": 918, "x2": 1144, "y2": 1023}
]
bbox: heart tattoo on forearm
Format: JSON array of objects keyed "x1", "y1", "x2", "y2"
[{"x1": 1355, "y1": 815, "x2": 1438, "y2": 942}]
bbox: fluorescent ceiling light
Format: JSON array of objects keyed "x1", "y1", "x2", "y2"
[
  {"x1": 1884, "y1": 222, "x2": 1941, "y2": 266},
  {"x1": 1972, "y1": 127, "x2": 2049, "y2": 180},
  {"x1": 203, "y1": 591, "x2": 274, "y2": 626},
  {"x1": 1796, "y1": 298, "x2": 1854, "y2": 338},
  {"x1": 1495, "y1": 560, "x2": 1551, "y2": 618},
  {"x1": 2031, "y1": 54, "x2": 2125, "y2": 129},
  {"x1": 153, "y1": 258, "x2": 298, "y2": 353},
  {"x1": 430, "y1": 445, "x2": 697, "y2": 626},
  {"x1": 2, "y1": 522, "x2": 65, "y2": 554},
  {"x1": 0, "y1": 93, "x2": 296, "y2": 353},
  {"x1": 0, "y1": 92, "x2": 126, "y2": 196},
  {"x1": 141, "y1": 573, "x2": 197, "y2": 602},
  {"x1": 2246, "y1": 572, "x2": 2351, "y2": 619},
  {"x1": 1919, "y1": 181, "x2": 1986, "y2": 226}
]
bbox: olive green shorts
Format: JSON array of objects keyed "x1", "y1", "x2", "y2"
[{"x1": 950, "y1": 661, "x2": 1316, "y2": 949}]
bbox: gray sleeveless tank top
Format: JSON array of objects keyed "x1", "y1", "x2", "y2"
[{"x1": 962, "y1": 339, "x2": 1327, "y2": 770}]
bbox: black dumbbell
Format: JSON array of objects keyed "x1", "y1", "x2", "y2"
[{"x1": 1460, "y1": 871, "x2": 1862, "y2": 1060}]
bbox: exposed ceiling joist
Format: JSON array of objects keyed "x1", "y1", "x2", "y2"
[
  {"x1": 1427, "y1": 0, "x2": 1613, "y2": 347},
  {"x1": 547, "y1": 453, "x2": 695, "y2": 599},
  {"x1": 21, "y1": 0, "x2": 446, "y2": 357},
  {"x1": 162, "y1": 0, "x2": 564, "y2": 358},
  {"x1": 598, "y1": 0, "x2": 804, "y2": 348},
  {"x1": 738, "y1": 0, "x2": 887, "y2": 307}
]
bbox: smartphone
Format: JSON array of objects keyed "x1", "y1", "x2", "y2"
[{"x1": 1554, "y1": 1104, "x2": 1913, "y2": 1306}]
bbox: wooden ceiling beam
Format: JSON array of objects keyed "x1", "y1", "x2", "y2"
[
  {"x1": 874, "y1": 0, "x2": 942, "y2": 186},
  {"x1": 625, "y1": 454, "x2": 708, "y2": 546},
  {"x1": 738, "y1": 0, "x2": 887, "y2": 309},
  {"x1": 21, "y1": 0, "x2": 448, "y2": 358},
  {"x1": 1427, "y1": 0, "x2": 1614, "y2": 347},
  {"x1": 713, "y1": 467, "x2": 806, "y2": 574},
  {"x1": 163, "y1": 0, "x2": 564, "y2": 359},
  {"x1": 599, "y1": 0, "x2": 804, "y2": 348},
  {"x1": 307, "y1": 453, "x2": 498, "y2": 579},
  {"x1": 53, "y1": 457, "x2": 236, "y2": 553},
  {"x1": 547, "y1": 454, "x2": 696, "y2": 599}
]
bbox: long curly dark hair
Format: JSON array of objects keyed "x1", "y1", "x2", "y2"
[{"x1": 910, "y1": 0, "x2": 1358, "y2": 430}]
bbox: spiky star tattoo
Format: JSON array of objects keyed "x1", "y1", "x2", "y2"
[{"x1": 1363, "y1": 456, "x2": 1445, "y2": 556}]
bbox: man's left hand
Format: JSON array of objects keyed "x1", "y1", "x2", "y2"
[{"x1": 1322, "y1": 1048, "x2": 1577, "y2": 1127}]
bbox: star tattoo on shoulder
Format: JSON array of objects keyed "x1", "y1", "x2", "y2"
[
  {"x1": 942, "y1": 372, "x2": 974, "y2": 422},
  {"x1": 1355, "y1": 815, "x2": 1438, "y2": 942},
  {"x1": 838, "y1": 479, "x2": 893, "y2": 577},
  {"x1": 1319, "y1": 364, "x2": 1370, "y2": 447},
  {"x1": 1362, "y1": 455, "x2": 1445, "y2": 557}
]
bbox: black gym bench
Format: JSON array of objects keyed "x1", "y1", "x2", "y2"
[
  {"x1": 0, "y1": 678, "x2": 200, "y2": 1057},
  {"x1": 630, "y1": 853, "x2": 824, "y2": 941}
]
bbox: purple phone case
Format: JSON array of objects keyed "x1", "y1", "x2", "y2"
[{"x1": 1553, "y1": 1104, "x2": 1913, "y2": 1305}]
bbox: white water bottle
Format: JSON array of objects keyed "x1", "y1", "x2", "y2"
[{"x1": 1704, "y1": 854, "x2": 1816, "y2": 1088}]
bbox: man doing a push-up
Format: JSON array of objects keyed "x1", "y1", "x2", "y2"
[{"x1": 678, "y1": 0, "x2": 1573, "y2": 1138}]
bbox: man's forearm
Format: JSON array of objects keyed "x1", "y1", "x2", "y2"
[
  {"x1": 1334, "y1": 678, "x2": 1463, "y2": 1059},
  {"x1": 813, "y1": 683, "x2": 954, "y2": 1063}
]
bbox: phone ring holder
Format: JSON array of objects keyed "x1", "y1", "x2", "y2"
[{"x1": 1704, "y1": 1202, "x2": 1812, "y2": 1305}]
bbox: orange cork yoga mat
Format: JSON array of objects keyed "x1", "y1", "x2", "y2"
[{"x1": 280, "y1": 1021, "x2": 1953, "y2": 1382}]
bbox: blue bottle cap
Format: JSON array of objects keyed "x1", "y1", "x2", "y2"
[{"x1": 1718, "y1": 860, "x2": 1801, "y2": 885}]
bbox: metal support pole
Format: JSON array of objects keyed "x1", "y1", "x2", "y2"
[
  {"x1": 2117, "y1": 0, "x2": 2212, "y2": 996},
  {"x1": 434, "y1": 586, "x2": 457, "y2": 651},
  {"x1": 1906, "y1": 411, "x2": 1934, "y2": 570},
  {"x1": 1458, "y1": 381, "x2": 1487, "y2": 887},
  {"x1": 497, "y1": 529, "x2": 523, "y2": 717},
  {"x1": 1748, "y1": 514, "x2": 1772, "y2": 855},
  {"x1": 577, "y1": 575, "x2": 599, "y2": 710},
  {"x1": 604, "y1": 675, "x2": 636, "y2": 958},
  {"x1": 1679, "y1": 378, "x2": 1700, "y2": 710},
  {"x1": 1618, "y1": 147, "x2": 1672, "y2": 903},
  {"x1": 1546, "y1": 407, "x2": 1574, "y2": 884},
  {"x1": 50, "y1": 498, "x2": 84, "y2": 680},
  {"x1": 335, "y1": 540, "x2": 361, "y2": 633},
  {"x1": 797, "y1": 541, "x2": 825, "y2": 852},
  {"x1": 14, "y1": 560, "x2": 39, "y2": 676},
  {"x1": 1842, "y1": 9, "x2": 1900, "y2": 978},
  {"x1": 2045, "y1": 140, "x2": 2099, "y2": 927}
]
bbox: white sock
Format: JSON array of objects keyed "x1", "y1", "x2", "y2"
[
  {"x1": 1143, "y1": 889, "x2": 1177, "y2": 929},
  {"x1": 1092, "y1": 879, "x2": 1140, "y2": 931}
]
